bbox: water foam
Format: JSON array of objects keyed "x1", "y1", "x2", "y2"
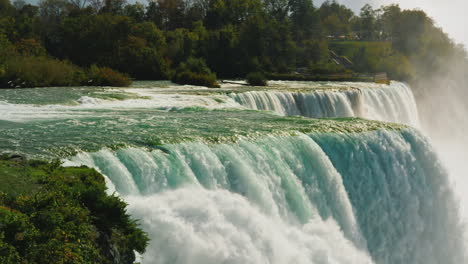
[
  {"x1": 126, "y1": 189, "x2": 373, "y2": 264},
  {"x1": 230, "y1": 82, "x2": 420, "y2": 127},
  {"x1": 67, "y1": 130, "x2": 465, "y2": 264}
]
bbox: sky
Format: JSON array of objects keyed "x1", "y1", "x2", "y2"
[{"x1": 316, "y1": 0, "x2": 468, "y2": 47}]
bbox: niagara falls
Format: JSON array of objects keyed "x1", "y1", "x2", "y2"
[{"x1": 1, "y1": 0, "x2": 467, "y2": 263}]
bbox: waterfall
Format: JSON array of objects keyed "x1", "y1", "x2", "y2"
[
  {"x1": 67, "y1": 129, "x2": 465, "y2": 264},
  {"x1": 361, "y1": 82, "x2": 420, "y2": 126},
  {"x1": 1, "y1": 79, "x2": 462, "y2": 263},
  {"x1": 229, "y1": 90, "x2": 360, "y2": 118},
  {"x1": 229, "y1": 82, "x2": 420, "y2": 127}
]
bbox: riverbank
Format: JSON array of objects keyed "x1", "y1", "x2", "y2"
[{"x1": 0, "y1": 155, "x2": 148, "y2": 264}]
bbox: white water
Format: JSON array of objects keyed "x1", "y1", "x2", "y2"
[
  {"x1": 21, "y1": 80, "x2": 459, "y2": 263},
  {"x1": 126, "y1": 189, "x2": 372, "y2": 264},
  {"x1": 229, "y1": 90, "x2": 361, "y2": 118},
  {"x1": 230, "y1": 82, "x2": 420, "y2": 126},
  {"x1": 67, "y1": 129, "x2": 465, "y2": 264},
  {"x1": 0, "y1": 81, "x2": 418, "y2": 127},
  {"x1": 415, "y1": 77, "x2": 468, "y2": 245},
  {"x1": 0, "y1": 94, "x2": 241, "y2": 122}
]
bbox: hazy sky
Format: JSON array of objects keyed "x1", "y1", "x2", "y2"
[{"x1": 316, "y1": 0, "x2": 468, "y2": 47}]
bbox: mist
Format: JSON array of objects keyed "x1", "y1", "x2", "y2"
[
  {"x1": 313, "y1": 0, "x2": 468, "y2": 245},
  {"x1": 416, "y1": 58, "x2": 468, "y2": 220},
  {"x1": 361, "y1": 0, "x2": 468, "y2": 245}
]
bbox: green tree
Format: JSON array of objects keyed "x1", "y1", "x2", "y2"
[
  {"x1": 319, "y1": 0, "x2": 353, "y2": 37},
  {"x1": 203, "y1": 25, "x2": 240, "y2": 77},
  {"x1": 123, "y1": 2, "x2": 145, "y2": 22},
  {"x1": 358, "y1": 4, "x2": 377, "y2": 40},
  {"x1": 205, "y1": 0, "x2": 263, "y2": 29},
  {"x1": 289, "y1": 0, "x2": 320, "y2": 40},
  {"x1": 146, "y1": 0, "x2": 186, "y2": 30},
  {"x1": 0, "y1": 0, "x2": 13, "y2": 15},
  {"x1": 264, "y1": 0, "x2": 289, "y2": 21},
  {"x1": 117, "y1": 36, "x2": 169, "y2": 79},
  {"x1": 101, "y1": 0, "x2": 126, "y2": 15},
  {"x1": 378, "y1": 4, "x2": 401, "y2": 41}
]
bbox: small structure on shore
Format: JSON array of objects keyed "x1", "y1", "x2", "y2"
[{"x1": 374, "y1": 72, "x2": 390, "y2": 85}]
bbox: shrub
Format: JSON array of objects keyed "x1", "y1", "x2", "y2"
[
  {"x1": 246, "y1": 72, "x2": 268, "y2": 86},
  {"x1": 0, "y1": 56, "x2": 86, "y2": 88},
  {"x1": 0, "y1": 56, "x2": 132, "y2": 88},
  {"x1": 174, "y1": 70, "x2": 219, "y2": 88},
  {"x1": 0, "y1": 157, "x2": 149, "y2": 264},
  {"x1": 172, "y1": 57, "x2": 220, "y2": 88},
  {"x1": 88, "y1": 65, "x2": 132, "y2": 87}
]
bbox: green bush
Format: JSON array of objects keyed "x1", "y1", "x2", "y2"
[
  {"x1": 172, "y1": 57, "x2": 220, "y2": 88},
  {"x1": 0, "y1": 56, "x2": 132, "y2": 88},
  {"x1": 88, "y1": 65, "x2": 132, "y2": 87},
  {"x1": 173, "y1": 71, "x2": 219, "y2": 88},
  {"x1": 246, "y1": 72, "x2": 267, "y2": 86},
  {"x1": 0, "y1": 156, "x2": 149, "y2": 264},
  {"x1": 0, "y1": 56, "x2": 86, "y2": 88}
]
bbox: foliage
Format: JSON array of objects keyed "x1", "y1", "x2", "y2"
[
  {"x1": 88, "y1": 65, "x2": 132, "y2": 87},
  {"x1": 0, "y1": 0, "x2": 465, "y2": 86},
  {"x1": 0, "y1": 155, "x2": 149, "y2": 264},
  {"x1": 330, "y1": 41, "x2": 413, "y2": 80},
  {"x1": 309, "y1": 61, "x2": 347, "y2": 75},
  {"x1": 0, "y1": 54, "x2": 132, "y2": 88},
  {"x1": 14, "y1": 38, "x2": 46, "y2": 56},
  {"x1": 319, "y1": 0, "x2": 354, "y2": 38},
  {"x1": 289, "y1": 0, "x2": 320, "y2": 40},
  {"x1": 0, "y1": 56, "x2": 86, "y2": 88},
  {"x1": 246, "y1": 71, "x2": 267, "y2": 86},
  {"x1": 172, "y1": 57, "x2": 220, "y2": 88}
]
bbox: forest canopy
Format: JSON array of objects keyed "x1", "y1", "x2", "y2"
[{"x1": 0, "y1": 0, "x2": 466, "y2": 87}]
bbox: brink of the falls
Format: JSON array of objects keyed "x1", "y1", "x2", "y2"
[{"x1": 1, "y1": 80, "x2": 464, "y2": 264}]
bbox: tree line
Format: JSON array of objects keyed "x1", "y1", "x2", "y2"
[{"x1": 0, "y1": 0, "x2": 466, "y2": 87}]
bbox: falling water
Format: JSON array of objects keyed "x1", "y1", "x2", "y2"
[
  {"x1": 230, "y1": 82, "x2": 420, "y2": 126},
  {"x1": 67, "y1": 130, "x2": 465, "y2": 264},
  {"x1": 1, "y1": 80, "x2": 463, "y2": 263}
]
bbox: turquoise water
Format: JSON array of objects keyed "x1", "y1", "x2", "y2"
[
  {"x1": 0, "y1": 108, "x2": 403, "y2": 158},
  {"x1": 66, "y1": 129, "x2": 464, "y2": 264},
  {"x1": 0, "y1": 81, "x2": 464, "y2": 263}
]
